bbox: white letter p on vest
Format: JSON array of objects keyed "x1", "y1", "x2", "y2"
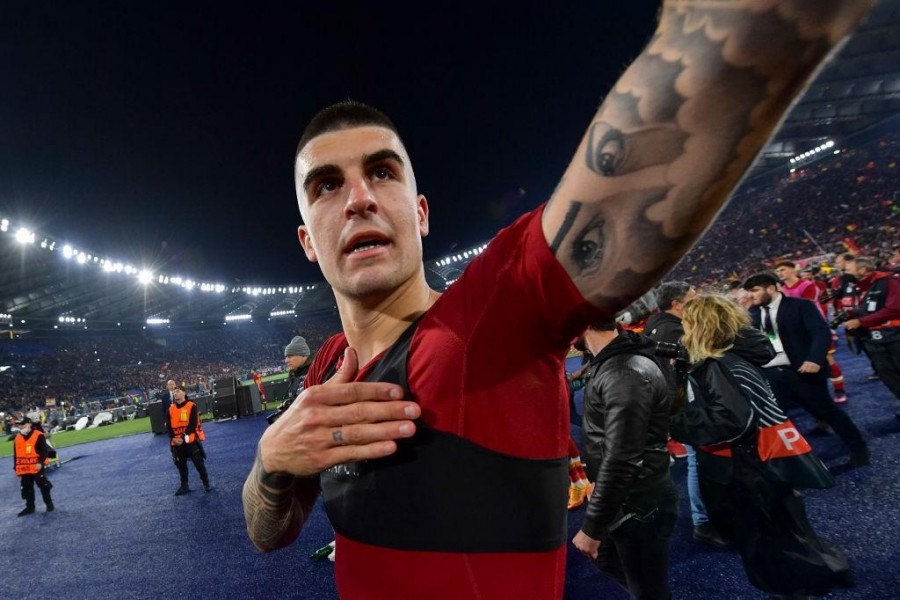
[{"x1": 777, "y1": 427, "x2": 801, "y2": 451}]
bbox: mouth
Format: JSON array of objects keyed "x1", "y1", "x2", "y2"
[{"x1": 343, "y1": 233, "x2": 391, "y2": 255}]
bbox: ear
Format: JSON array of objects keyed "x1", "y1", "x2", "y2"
[
  {"x1": 417, "y1": 194, "x2": 430, "y2": 238},
  {"x1": 297, "y1": 225, "x2": 318, "y2": 262}
]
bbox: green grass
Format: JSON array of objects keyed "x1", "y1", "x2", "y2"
[
  {"x1": 237, "y1": 372, "x2": 289, "y2": 385},
  {"x1": 0, "y1": 414, "x2": 213, "y2": 458}
]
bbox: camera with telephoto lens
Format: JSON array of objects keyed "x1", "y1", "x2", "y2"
[
  {"x1": 818, "y1": 289, "x2": 840, "y2": 304},
  {"x1": 654, "y1": 341, "x2": 690, "y2": 380},
  {"x1": 829, "y1": 309, "x2": 857, "y2": 330},
  {"x1": 654, "y1": 341, "x2": 691, "y2": 413},
  {"x1": 654, "y1": 340, "x2": 689, "y2": 364}
]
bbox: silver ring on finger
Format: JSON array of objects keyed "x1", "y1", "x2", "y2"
[{"x1": 332, "y1": 428, "x2": 345, "y2": 444}]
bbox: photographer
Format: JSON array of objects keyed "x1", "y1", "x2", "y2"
[
  {"x1": 842, "y1": 257, "x2": 900, "y2": 413},
  {"x1": 572, "y1": 319, "x2": 677, "y2": 599},
  {"x1": 646, "y1": 281, "x2": 727, "y2": 549}
]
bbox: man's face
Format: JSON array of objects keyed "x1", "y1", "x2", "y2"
[
  {"x1": 670, "y1": 286, "x2": 697, "y2": 316},
  {"x1": 19, "y1": 423, "x2": 32, "y2": 435},
  {"x1": 285, "y1": 354, "x2": 308, "y2": 371},
  {"x1": 295, "y1": 126, "x2": 429, "y2": 300},
  {"x1": 747, "y1": 285, "x2": 776, "y2": 307},
  {"x1": 166, "y1": 380, "x2": 176, "y2": 392},
  {"x1": 174, "y1": 389, "x2": 186, "y2": 404},
  {"x1": 774, "y1": 266, "x2": 796, "y2": 283},
  {"x1": 843, "y1": 261, "x2": 863, "y2": 278}
]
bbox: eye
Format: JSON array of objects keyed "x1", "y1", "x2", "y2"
[
  {"x1": 570, "y1": 219, "x2": 605, "y2": 270},
  {"x1": 314, "y1": 179, "x2": 341, "y2": 198},
  {"x1": 371, "y1": 166, "x2": 394, "y2": 181},
  {"x1": 586, "y1": 122, "x2": 625, "y2": 177}
]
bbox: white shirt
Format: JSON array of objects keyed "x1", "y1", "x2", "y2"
[{"x1": 761, "y1": 292, "x2": 791, "y2": 368}]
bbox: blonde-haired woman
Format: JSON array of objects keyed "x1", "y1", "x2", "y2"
[{"x1": 671, "y1": 294, "x2": 850, "y2": 599}]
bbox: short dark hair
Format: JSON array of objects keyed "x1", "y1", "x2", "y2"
[
  {"x1": 774, "y1": 260, "x2": 796, "y2": 269},
  {"x1": 743, "y1": 272, "x2": 779, "y2": 290},
  {"x1": 295, "y1": 100, "x2": 401, "y2": 158},
  {"x1": 656, "y1": 281, "x2": 692, "y2": 310},
  {"x1": 838, "y1": 252, "x2": 856, "y2": 262},
  {"x1": 727, "y1": 280, "x2": 744, "y2": 291},
  {"x1": 848, "y1": 256, "x2": 876, "y2": 271},
  {"x1": 586, "y1": 318, "x2": 618, "y2": 332}
]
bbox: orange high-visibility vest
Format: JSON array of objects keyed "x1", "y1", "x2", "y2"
[
  {"x1": 168, "y1": 401, "x2": 197, "y2": 445},
  {"x1": 14, "y1": 430, "x2": 45, "y2": 476}
]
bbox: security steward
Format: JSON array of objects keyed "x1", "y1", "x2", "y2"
[
  {"x1": 13, "y1": 417, "x2": 54, "y2": 515},
  {"x1": 843, "y1": 256, "x2": 900, "y2": 416},
  {"x1": 168, "y1": 388, "x2": 211, "y2": 495}
]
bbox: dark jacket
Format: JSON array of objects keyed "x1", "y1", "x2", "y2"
[
  {"x1": 670, "y1": 327, "x2": 775, "y2": 449},
  {"x1": 644, "y1": 311, "x2": 684, "y2": 345},
  {"x1": 749, "y1": 295, "x2": 830, "y2": 376},
  {"x1": 285, "y1": 358, "x2": 314, "y2": 402},
  {"x1": 581, "y1": 331, "x2": 675, "y2": 538}
]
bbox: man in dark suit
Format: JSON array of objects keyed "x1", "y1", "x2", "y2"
[
  {"x1": 743, "y1": 273, "x2": 869, "y2": 467},
  {"x1": 161, "y1": 379, "x2": 177, "y2": 414}
]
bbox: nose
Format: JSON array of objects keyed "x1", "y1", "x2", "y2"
[{"x1": 344, "y1": 177, "x2": 377, "y2": 218}]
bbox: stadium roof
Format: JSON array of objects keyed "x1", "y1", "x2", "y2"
[{"x1": 2, "y1": 2, "x2": 898, "y2": 334}]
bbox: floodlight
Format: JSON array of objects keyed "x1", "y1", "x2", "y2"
[
  {"x1": 15, "y1": 228, "x2": 35, "y2": 244},
  {"x1": 137, "y1": 270, "x2": 153, "y2": 284}
]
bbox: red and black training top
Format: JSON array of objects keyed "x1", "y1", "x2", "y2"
[{"x1": 305, "y1": 206, "x2": 603, "y2": 599}]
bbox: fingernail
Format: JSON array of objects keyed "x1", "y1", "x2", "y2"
[
  {"x1": 389, "y1": 388, "x2": 402, "y2": 399},
  {"x1": 399, "y1": 424, "x2": 413, "y2": 435}
]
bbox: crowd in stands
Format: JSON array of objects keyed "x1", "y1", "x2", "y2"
[
  {"x1": 670, "y1": 130, "x2": 899, "y2": 287},
  {"x1": 0, "y1": 314, "x2": 340, "y2": 415}
]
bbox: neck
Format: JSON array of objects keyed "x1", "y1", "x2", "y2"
[
  {"x1": 664, "y1": 309, "x2": 682, "y2": 319},
  {"x1": 585, "y1": 329, "x2": 618, "y2": 356},
  {"x1": 783, "y1": 276, "x2": 799, "y2": 286},
  {"x1": 335, "y1": 273, "x2": 440, "y2": 366}
]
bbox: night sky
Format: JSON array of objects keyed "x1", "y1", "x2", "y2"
[{"x1": 1, "y1": 2, "x2": 661, "y2": 285}]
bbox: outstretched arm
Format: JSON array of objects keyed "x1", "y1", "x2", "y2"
[{"x1": 543, "y1": 0, "x2": 874, "y2": 313}]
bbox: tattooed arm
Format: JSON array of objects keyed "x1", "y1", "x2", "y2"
[
  {"x1": 242, "y1": 348, "x2": 419, "y2": 552},
  {"x1": 543, "y1": 0, "x2": 874, "y2": 313},
  {"x1": 242, "y1": 448, "x2": 321, "y2": 552}
]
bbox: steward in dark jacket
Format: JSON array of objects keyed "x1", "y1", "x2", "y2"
[{"x1": 572, "y1": 323, "x2": 677, "y2": 600}]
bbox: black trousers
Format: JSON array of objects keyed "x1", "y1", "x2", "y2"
[
  {"x1": 699, "y1": 448, "x2": 852, "y2": 596},
  {"x1": 763, "y1": 366, "x2": 866, "y2": 452},
  {"x1": 20, "y1": 472, "x2": 53, "y2": 507},
  {"x1": 593, "y1": 485, "x2": 677, "y2": 600},
  {"x1": 171, "y1": 442, "x2": 209, "y2": 486},
  {"x1": 863, "y1": 336, "x2": 900, "y2": 400}
]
